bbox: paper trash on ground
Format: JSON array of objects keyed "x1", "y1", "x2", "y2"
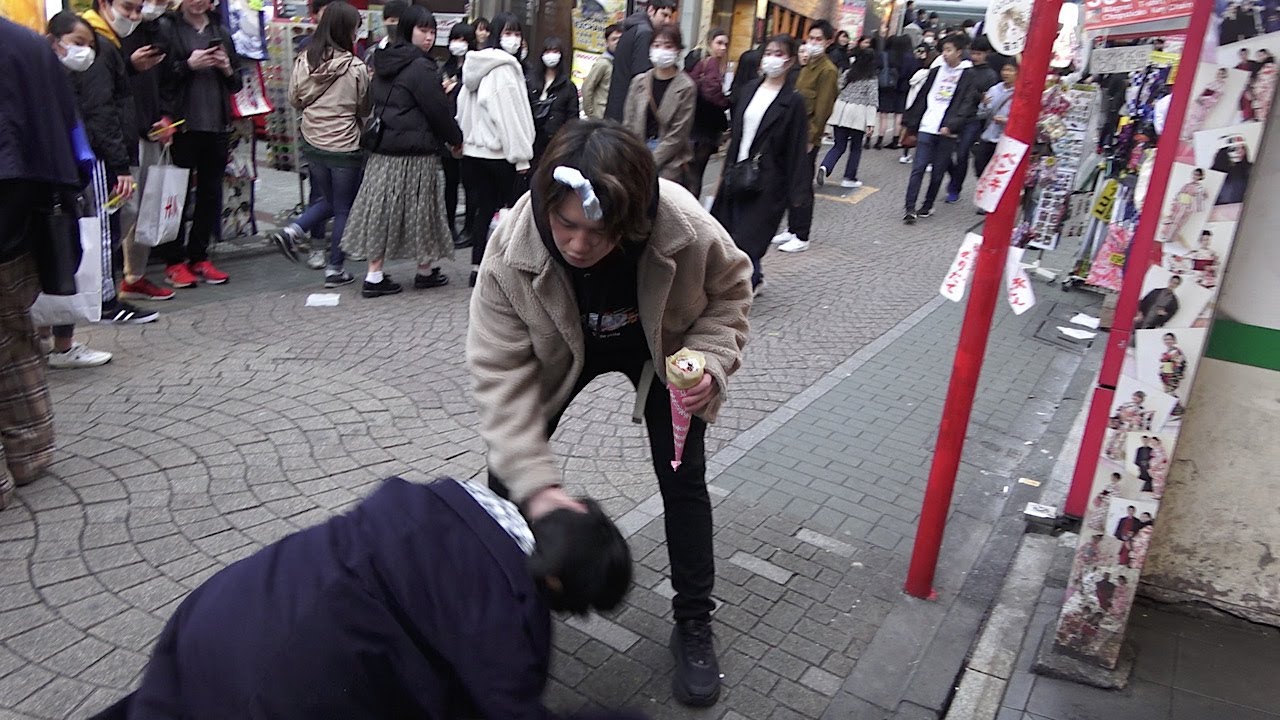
[
  {"x1": 1056, "y1": 326, "x2": 1097, "y2": 340},
  {"x1": 1069, "y1": 312, "x2": 1100, "y2": 329},
  {"x1": 305, "y1": 293, "x2": 341, "y2": 307}
]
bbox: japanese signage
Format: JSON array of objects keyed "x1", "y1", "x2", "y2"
[
  {"x1": 1005, "y1": 247, "x2": 1036, "y2": 315},
  {"x1": 837, "y1": 0, "x2": 866, "y2": 40},
  {"x1": 940, "y1": 233, "x2": 984, "y2": 303},
  {"x1": 1088, "y1": 45, "x2": 1153, "y2": 75},
  {"x1": 1082, "y1": 0, "x2": 1195, "y2": 31},
  {"x1": 974, "y1": 136, "x2": 1031, "y2": 213}
]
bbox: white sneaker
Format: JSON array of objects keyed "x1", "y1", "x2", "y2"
[
  {"x1": 47, "y1": 342, "x2": 112, "y2": 369},
  {"x1": 840, "y1": 179, "x2": 863, "y2": 188},
  {"x1": 816, "y1": 166, "x2": 827, "y2": 186},
  {"x1": 753, "y1": 279, "x2": 766, "y2": 297},
  {"x1": 899, "y1": 154, "x2": 912, "y2": 164},
  {"x1": 778, "y1": 238, "x2": 810, "y2": 253},
  {"x1": 771, "y1": 231, "x2": 797, "y2": 246},
  {"x1": 307, "y1": 250, "x2": 326, "y2": 270}
]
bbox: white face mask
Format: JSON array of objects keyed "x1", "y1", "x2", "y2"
[
  {"x1": 760, "y1": 55, "x2": 786, "y2": 78},
  {"x1": 541, "y1": 52, "x2": 561, "y2": 68},
  {"x1": 108, "y1": 6, "x2": 141, "y2": 38},
  {"x1": 649, "y1": 47, "x2": 678, "y2": 69},
  {"x1": 60, "y1": 42, "x2": 95, "y2": 72},
  {"x1": 500, "y1": 35, "x2": 521, "y2": 55},
  {"x1": 449, "y1": 40, "x2": 468, "y2": 56},
  {"x1": 805, "y1": 42, "x2": 825, "y2": 57},
  {"x1": 140, "y1": 1, "x2": 165, "y2": 21}
]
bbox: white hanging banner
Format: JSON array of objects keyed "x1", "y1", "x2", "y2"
[
  {"x1": 1005, "y1": 246, "x2": 1036, "y2": 315},
  {"x1": 985, "y1": 0, "x2": 1032, "y2": 56},
  {"x1": 940, "y1": 233, "x2": 985, "y2": 302},
  {"x1": 974, "y1": 135, "x2": 1030, "y2": 213}
]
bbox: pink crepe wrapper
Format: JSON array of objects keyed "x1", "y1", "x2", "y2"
[{"x1": 669, "y1": 386, "x2": 693, "y2": 471}]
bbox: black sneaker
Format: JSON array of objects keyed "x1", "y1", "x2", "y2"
[
  {"x1": 361, "y1": 277, "x2": 402, "y2": 298},
  {"x1": 903, "y1": 210, "x2": 917, "y2": 225},
  {"x1": 268, "y1": 226, "x2": 302, "y2": 263},
  {"x1": 324, "y1": 270, "x2": 355, "y2": 288},
  {"x1": 102, "y1": 301, "x2": 159, "y2": 325},
  {"x1": 468, "y1": 269, "x2": 478, "y2": 288},
  {"x1": 414, "y1": 268, "x2": 449, "y2": 289},
  {"x1": 918, "y1": 206, "x2": 935, "y2": 218},
  {"x1": 671, "y1": 619, "x2": 720, "y2": 707}
]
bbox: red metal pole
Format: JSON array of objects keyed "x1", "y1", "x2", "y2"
[
  {"x1": 904, "y1": 0, "x2": 1064, "y2": 600},
  {"x1": 1061, "y1": 5, "x2": 1214, "y2": 518}
]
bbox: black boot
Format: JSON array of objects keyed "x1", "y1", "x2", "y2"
[
  {"x1": 874, "y1": 135, "x2": 884, "y2": 149},
  {"x1": 886, "y1": 136, "x2": 900, "y2": 150},
  {"x1": 671, "y1": 618, "x2": 720, "y2": 707}
]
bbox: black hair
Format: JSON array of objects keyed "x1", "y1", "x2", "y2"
[
  {"x1": 707, "y1": 26, "x2": 728, "y2": 44},
  {"x1": 971, "y1": 35, "x2": 992, "y2": 53},
  {"x1": 448, "y1": 21, "x2": 475, "y2": 46},
  {"x1": 309, "y1": 0, "x2": 337, "y2": 16},
  {"x1": 532, "y1": 119, "x2": 656, "y2": 248},
  {"x1": 47, "y1": 10, "x2": 91, "y2": 37},
  {"x1": 486, "y1": 11, "x2": 522, "y2": 50},
  {"x1": 766, "y1": 33, "x2": 798, "y2": 58},
  {"x1": 809, "y1": 19, "x2": 835, "y2": 41},
  {"x1": 1003, "y1": 56, "x2": 1020, "y2": 71},
  {"x1": 527, "y1": 500, "x2": 632, "y2": 615},
  {"x1": 534, "y1": 35, "x2": 568, "y2": 78},
  {"x1": 472, "y1": 16, "x2": 490, "y2": 32},
  {"x1": 382, "y1": 0, "x2": 409, "y2": 22},
  {"x1": 652, "y1": 24, "x2": 684, "y2": 50},
  {"x1": 941, "y1": 32, "x2": 970, "y2": 52},
  {"x1": 649, "y1": 0, "x2": 677, "y2": 11},
  {"x1": 847, "y1": 46, "x2": 877, "y2": 83},
  {"x1": 396, "y1": 4, "x2": 435, "y2": 45},
  {"x1": 962, "y1": 18, "x2": 976, "y2": 28},
  {"x1": 604, "y1": 22, "x2": 623, "y2": 38},
  {"x1": 306, "y1": 1, "x2": 360, "y2": 67}
]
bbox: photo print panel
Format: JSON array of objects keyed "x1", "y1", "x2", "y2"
[
  {"x1": 1135, "y1": 264, "x2": 1215, "y2": 330},
  {"x1": 1155, "y1": 163, "x2": 1226, "y2": 250}
]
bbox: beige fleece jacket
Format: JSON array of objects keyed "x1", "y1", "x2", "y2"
[
  {"x1": 289, "y1": 51, "x2": 370, "y2": 153},
  {"x1": 466, "y1": 180, "x2": 753, "y2": 503}
]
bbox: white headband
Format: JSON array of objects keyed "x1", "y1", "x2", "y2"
[{"x1": 552, "y1": 166, "x2": 603, "y2": 221}]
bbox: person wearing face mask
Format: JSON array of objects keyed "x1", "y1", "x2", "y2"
[
  {"x1": 526, "y1": 36, "x2": 580, "y2": 172},
  {"x1": 361, "y1": 0, "x2": 406, "y2": 73},
  {"x1": 770, "y1": 20, "x2": 837, "y2": 254},
  {"x1": 943, "y1": 35, "x2": 997, "y2": 204},
  {"x1": 623, "y1": 25, "x2": 695, "y2": 189},
  {"x1": 604, "y1": 0, "x2": 677, "y2": 121},
  {"x1": 341, "y1": 5, "x2": 462, "y2": 297},
  {"x1": 582, "y1": 23, "x2": 623, "y2": 119},
  {"x1": 902, "y1": 33, "x2": 980, "y2": 224},
  {"x1": 48, "y1": 12, "x2": 161, "y2": 341},
  {"x1": 442, "y1": 22, "x2": 475, "y2": 248},
  {"x1": 270, "y1": 2, "x2": 369, "y2": 290},
  {"x1": 455, "y1": 11, "x2": 535, "y2": 288},
  {"x1": 918, "y1": 32, "x2": 939, "y2": 66},
  {"x1": 86, "y1": 477, "x2": 643, "y2": 720},
  {"x1": 712, "y1": 34, "x2": 808, "y2": 297},
  {"x1": 687, "y1": 28, "x2": 731, "y2": 199},
  {"x1": 154, "y1": 0, "x2": 242, "y2": 288},
  {"x1": 468, "y1": 120, "x2": 752, "y2": 709}
]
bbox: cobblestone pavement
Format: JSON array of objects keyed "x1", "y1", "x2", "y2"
[{"x1": 1, "y1": 147, "x2": 1095, "y2": 719}]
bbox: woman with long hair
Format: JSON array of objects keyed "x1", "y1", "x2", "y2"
[
  {"x1": 526, "y1": 35, "x2": 579, "y2": 170},
  {"x1": 623, "y1": 24, "x2": 696, "y2": 189},
  {"x1": 342, "y1": 5, "x2": 463, "y2": 296},
  {"x1": 456, "y1": 11, "x2": 535, "y2": 287},
  {"x1": 711, "y1": 35, "x2": 809, "y2": 295},
  {"x1": 442, "y1": 21, "x2": 474, "y2": 247},
  {"x1": 687, "y1": 28, "x2": 731, "y2": 198},
  {"x1": 818, "y1": 43, "x2": 878, "y2": 188},
  {"x1": 272, "y1": 1, "x2": 369, "y2": 289},
  {"x1": 876, "y1": 34, "x2": 915, "y2": 150}
]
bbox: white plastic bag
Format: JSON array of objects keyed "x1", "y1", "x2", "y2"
[
  {"x1": 135, "y1": 149, "x2": 189, "y2": 247},
  {"x1": 29, "y1": 217, "x2": 104, "y2": 326}
]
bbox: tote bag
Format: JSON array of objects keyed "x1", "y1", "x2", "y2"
[
  {"x1": 135, "y1": 148, "x2": 190, "y2": 247},
  {"x1": 29, "y1": 216, "x2": 105, "y2": 326}
]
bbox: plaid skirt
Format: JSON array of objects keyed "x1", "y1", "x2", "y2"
[
  {"x1": 0, "y1": 253, "x2": 54, "y2": 494},
  {"x1": 342, "y1": 153, "x2": 454, "y2": 266}
]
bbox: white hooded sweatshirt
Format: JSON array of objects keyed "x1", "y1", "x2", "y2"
[{"x1": 456, "y1": 48, "x2": 536, "y2": 170}]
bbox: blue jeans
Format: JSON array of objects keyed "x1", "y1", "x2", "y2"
[
  {"x1": 821, "y1": 127, "x2": 865, "y2": 181},
  {"x1": 295, "y1": 157, "x2": 364, "y2": 270},
  {"x1": 946, "y1": 119, "x2": 983, "y2": 196},
  {"x1": 904, "y1": 132, "x2": 956, "y2": 211}
]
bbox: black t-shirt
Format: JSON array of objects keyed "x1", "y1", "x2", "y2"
[
  {"x1": 572, "y1": 246, "x2": 648, "y2": 360},
  {"x1": 645, "y1": 76, "x2": 673, "y2": 141}
]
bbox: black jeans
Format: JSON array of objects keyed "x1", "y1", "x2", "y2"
[
  {"x1": 787, "y1": 147, "x2": 819, "y2": 241},
  {"x1": 461, "y1": 157, "x2": 519, "y2": 266},
  {"x1": 904, "y1": 132, "x2": 956, "y2": 211},
  {"x1": 688, "y1": 133, "x2": 721, "y2": 199},
  {"x1": 442, "y1": 154, "x2": 461, "y2": 234},
  {"x1": 489, "y1": 355, "x2": 716, "y2": 622},
  {"x1": 972, "y1": 139, "x2": 997, "y2": 179},
  {"x1": 159, "y1": 131, "x2": 230, "y2": 266},
  {"x1": 946, "y1": 119, "x2": 983, "y2": 196}
]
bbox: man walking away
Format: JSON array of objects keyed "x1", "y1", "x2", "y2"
[
  {"x1": 773, "y1": 20, "x2": 838, "y2": 254},
  {"x1": 944, "y1": 35, "x2": 998, "y2": 203},
  {"x1": 603, "y1": 0, "x2": 676, "y2": 121},
  {"x1": 902, "y1": 33, "x2": 979, "y2": 225},
  {"x1": 583, "y1": 23, "x2": 622, "y2": 119}
]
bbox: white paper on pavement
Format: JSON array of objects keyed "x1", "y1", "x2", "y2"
[
  {"x1": 305, "y1": 293, "x2": 341, "y2": 307},
  {"x1": 1005, "y1": 246, "x2": 1036, "y2": 315},
  {"x1": 1057, "y1": 326, "x2": 1098, "y2": 340},
  {"x1": 973, "y1": 135, "x2": 1030, "y2": 213},
  {"x1": 940, "y1": 232, "x2": 985, "y2": 302},
  {"x1": 1070, "y1": 312, "x2": 1101, "y2": 329}
]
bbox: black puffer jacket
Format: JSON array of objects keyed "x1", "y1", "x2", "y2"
[
  {"x1": 368, "y1": 42, "x2": 462, "y2": 156},
  {"x1": 121, "y1": 19, "x2": 166, "y2": 142},
  {"x1": 69, "y1": 34, "x2": 135, "y2": 179},
  {"x1": 526, "y1": 70, "x2": 579, "y2": 159}
]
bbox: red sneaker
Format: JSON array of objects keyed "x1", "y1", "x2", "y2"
[
  {"x1": 191, "y1": 260, "x2": 229, "y2": 284},
  {"x1": 165, "y1": 263, "x2": 199, "y2": 288},
  {"x1": 120, "y1": 276, "x2": 175, "y2": 301}
]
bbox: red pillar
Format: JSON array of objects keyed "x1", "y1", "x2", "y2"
[{"x1": 904, "y1": 0, "x2": 1064, "y2": 600}]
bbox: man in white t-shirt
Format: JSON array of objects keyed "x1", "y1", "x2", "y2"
[{"x1": 901, "y1": 33, "x2": 981, "y2": 224}]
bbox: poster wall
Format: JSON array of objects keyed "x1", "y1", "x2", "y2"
[
  {"x1": 1057, "y1": 0, "x2": 1280, "y2": 668},
  {"x1": 570, "y1": 0, "x2": 626, "y2": 88}
]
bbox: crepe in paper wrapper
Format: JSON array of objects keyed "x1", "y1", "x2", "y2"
[{"x1": 666, "y1": 348, "x2": 706, "y2": 471}]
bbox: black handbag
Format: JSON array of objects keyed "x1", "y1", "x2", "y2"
[
  {"x1": 722, "y1": 154, "x2": 762, "y2": 196},
  {"x1": 361, "y1": 76, "x2": 399, "y2": 152},
  {"x1": 27, "y1": 191, "x2": 84, "y2": 297}
]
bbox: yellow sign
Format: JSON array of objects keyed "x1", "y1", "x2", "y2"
[{"x1": 1091, "y1": 179, "x2": 1119, "y2": 221}]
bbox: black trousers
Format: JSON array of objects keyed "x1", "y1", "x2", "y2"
[
  {"x1": 159, "y1": 131, "x2": 229, "y2": 266},
  {"x1": 489, "y1": 355, "x2": 716, "y2": 622},
  {"x1": 972, "y1": 139, "x2": 997, "y2": 179},
  {"x1": 787, "y1": 148, "x2": 819, "y2": 241},
  {"x1": 688, "y1": 133, "x2": 721, "y2": 199},
  {"x1": 442, "y1": 155, "x2": 461, "y2": 234},
  {"x1": 461, "y1": 157, "x2": 519, "y2": 266}
]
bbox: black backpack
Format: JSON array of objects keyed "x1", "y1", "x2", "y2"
[{"x1": 878, "y1": 52, "x2": 899, "y2": 89}]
